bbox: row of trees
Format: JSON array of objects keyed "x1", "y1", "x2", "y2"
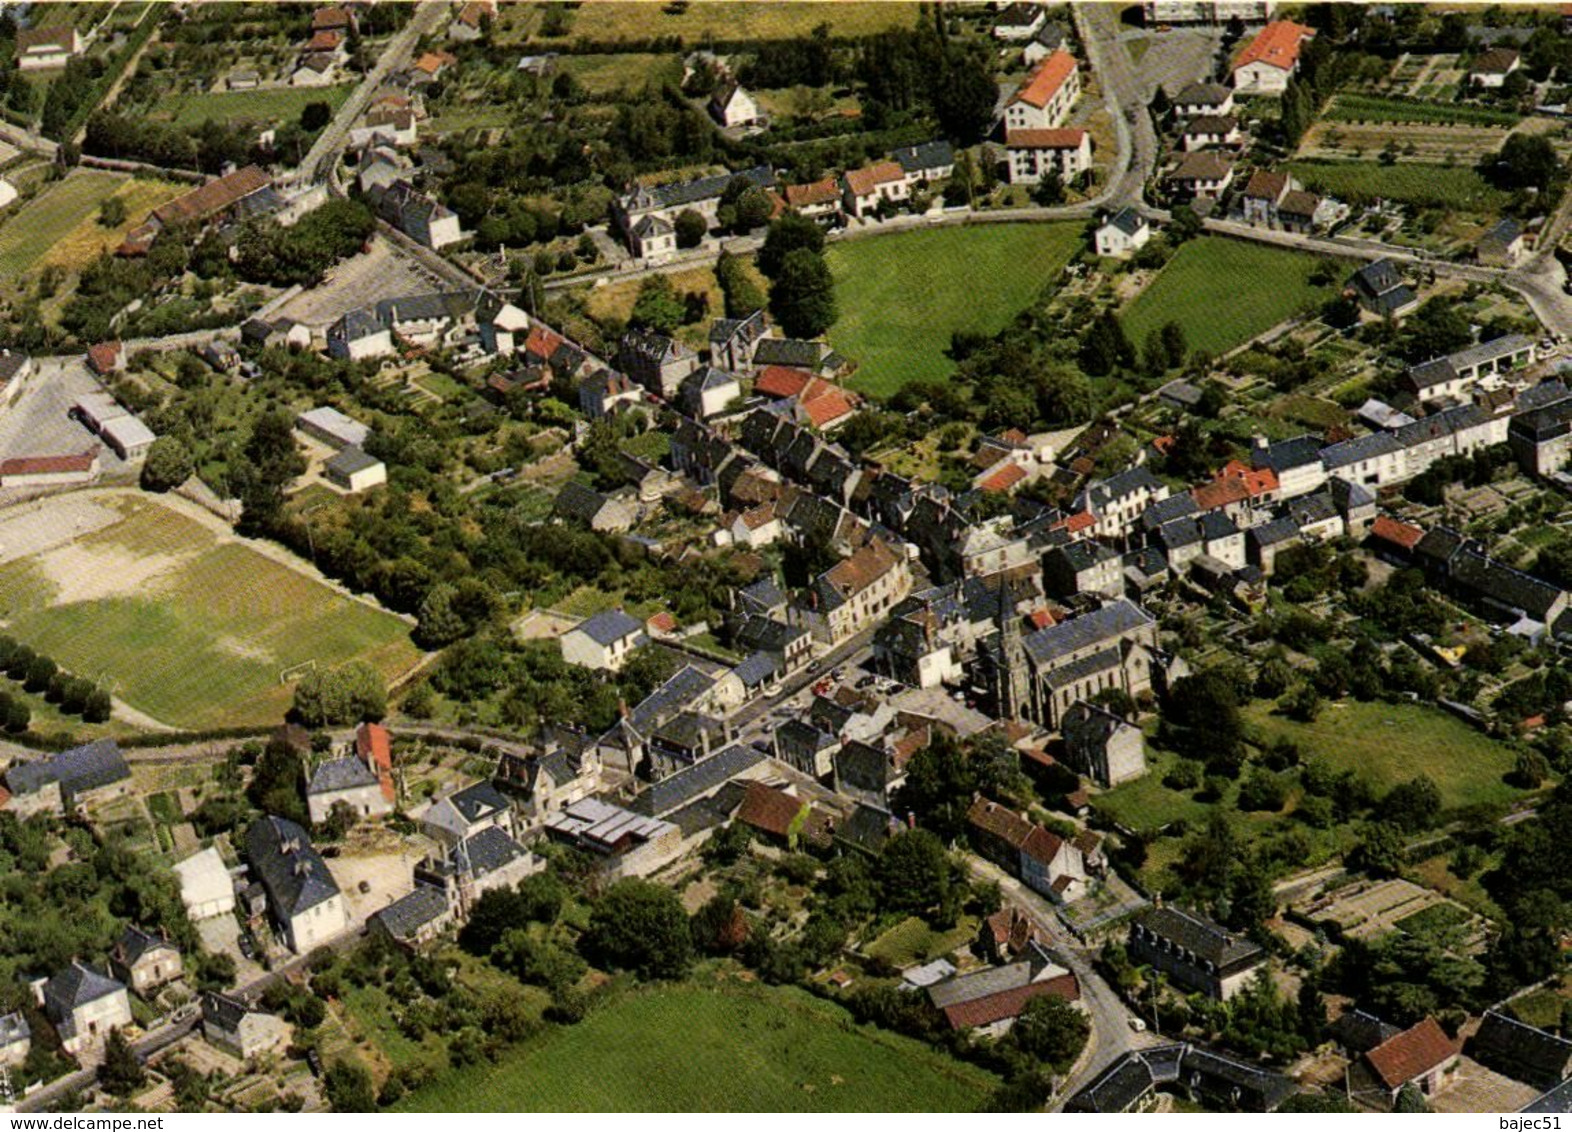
[{"x1": 0, "y1": 635, "x2": 111, "y2": 725}]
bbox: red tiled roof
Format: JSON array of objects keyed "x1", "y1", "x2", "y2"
[
  {"x1": 738, "y1": 502, "x2": 778, "y2": 531},
  {"x1": 524, "y1": 324, "x2": 565, "y2": 361},
  {"x1": 843, "y1": 161, "x2": 905, "y2": 196},
  {"x1": 646, "y1": 611, "x2": 678, "y2": 634},
  {"x1": 1027, "y1": 609, "x2": 1054, "y2": 630},
  {"x1": 17, "y1": 26, "x2": 76, "y2": 52},
  {"x1": 1215, "y1": 459, "x2": 1278, "y2": 497},
  {"x1": 0, "y1": 784, "x2": 10, "y2": 809},
  {"x1": 1366, "y1": 1018, "x2": 1458, "y2": 1091},
  {"x1": 1233, "y1": 20, "x2": 1315, "y2": 74},
  {"x1": 786, "y1": 178, "x2": 841, "y2": 208},
  {"x1": 798, "y1": 376, "x2": 855, "y2": 429},
  {"x1": 153, "y1": 166, "x2": 271, "y2": 228},
  {"x1": 87, "y1": 341, "x2": 123, "y2": 372},
  {"x1": 823, "y1": 539, "x2": 900, "y2": 598},
  {"x1": 1191, "y1": 476, "x2": 1249, "y2": 512},
  {"x1": 414, "y1": 50, "x2": 456, "y2": 75},
  {"x1": 980, "y1": 463, "x2": 1027, "y2": 494},
  {"x1": 941, "y1": 974, "x2": 1080, "y2": 1030},
  {"x1": 1020, "y1": 824, "x2": 1067, "y2": 867},
  {"x1": 890, "y1": 726, "x2": 930, "y2": 769},
  {"x1": 1060, "y1": 510, "x2": 1095, "y2": 534},
  {"x1": 1242, "y1": 169, "x2": 1290, "y2": 202},
  {"x1": 313, "y1": 6, "x2": 352, "y2": 30},
  {"x1": 1005, "y1": 127, "x2": 1087, "y2": 150},
  {"x1": 756, "y1": 365, "x2": 812, "y2": 399},
  {"x1": 1152, "y1": 435, "x2": 1176, "y2": 454},
  {"x1": 737, "y1": 782, "x2": 806, "y2": 838},
  {"x1": 307, "y1": 28, "x2": 343, "y2": 52},
  {"x1": 356, "y1": 723, "x2": 395, "y2": 803},
  {"x1": 1371, "y1": 514, "x2": 1425, "y2": 551},
  {"x1": 1012, "y1": 49, "x2": 1077, "y2": 109},
  {"x1": 967, "y1": 796, "x2": 1034, "y2": 849},
  {"x1": 1, "y1": 448, "x2": 99, "y2": 477}
]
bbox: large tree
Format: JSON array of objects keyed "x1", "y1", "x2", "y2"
[
  {"x1": 581, "y1": 879, "x2": 693, "y2": 979},
  {"x1": 757, "y1": 212, "x2": 826, "y2": 280},
  {"x1": 768, "y1": 247, "x2": 837, "y2": 338}
]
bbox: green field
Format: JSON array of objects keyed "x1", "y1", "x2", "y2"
[
  {"x1": 1093, "y1": 753, "x2": 1214, "y2": 833},
  {"x1": 1325, "y1": 93, "x2": 1519, "y2": 128},
  {"x1": 167, "y1": 84, "x2": 356, "y2": 128},
  {"x1": 0, "y1": 170, "x2": 126, "y2": 275},
  {"x1": 864, "y1": 915, "x2": 978, "y2": 968},
  {"x1": 549, "y1": 1, "x2": 921, "y2": 42},
  {"x1": 396, "y1": 982, "x2": 996, "y2": 1111},
  {"x1": 1121, "y1": 237, "x2": 1343, "y2": 359},
  {"x1": 826, "y1": 223, "x2": 1083, "y2": 397},
  {"x1": 0, "y1": 497, "x2": 419, "y2": 730},
  {"x1": 1243, "y1": 700, "x2": 1527, "y2": 810},
  {"x1": 1286, "y1": 160, "x2": 1509, "y2": 212},
  {"x1": 560, "y1": 53, "x2": 681, "y2": 96}
]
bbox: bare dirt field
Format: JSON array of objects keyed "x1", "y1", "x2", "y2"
[{"x1": 271, "y1": 237, "x2": 450, "y2": 329}]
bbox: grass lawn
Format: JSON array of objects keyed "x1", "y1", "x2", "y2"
[
  {"x1": 825, "y1": 223, "x2": 1083, "y2": 397},
  {"x1": 560, "y1": 53, "x2": 681, "y2": 96},
  {"x1": 1242, "y1": 700, "x2": 1527, "y2": 811},
  {"x1": 864, "y1": 915, "x2": 978, "y2": 968},
  {"x1": 1286, "y1": 160, "x2": 1509, "y2": 212},
  {"x1": 0, "y1": 170, "x2": 126, "y2": 275},
  {"x1": 1121, "y1": 237, "x2": 1343, "y2": 359},
  {"x1": 395, "y1": 980, "x2": 997, "y2": 1111},
  {"x1": 167, "y1": 84, "x2": 355, "y2": 128},
  {"x1": 550, "y1": 2, "x2": 921, "y2": 42},
  {"x1": 1092, "y1": 753, "x2": 1213, "y2": 834},
  {"x1": 584, "y1": 263, "x2": 725, "y2": 350},
  {"x1": 0, "y1": 497, "x2": 420, "y2": 730}
]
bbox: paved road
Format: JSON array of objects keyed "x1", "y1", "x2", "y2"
[{"x1": 1074, "y1": 3, "x2": 1158, "y2": 213}]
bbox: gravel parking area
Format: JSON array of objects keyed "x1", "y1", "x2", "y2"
[
  {"x1": 271, "y1": 236, "x2": 450, "y2": 329},
  {"x1": 0, "y1": 356, "x2": 133, "y2": 478}
]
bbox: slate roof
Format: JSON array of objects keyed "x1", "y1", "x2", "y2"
[
  {"x1": 1135, "y1": 905, "x2": 1264, "y2": 969},
  {"x1": 45, "y1": 961, "x2": 123, "y2": 1014},
  {"x1": 629, "y1": 744, "x2": 766, "y2": 816},
  {"x1": 245, "y1": 815, "x2": 342, "y2": 919},
  {"x1": 1255, "y1": 434, "x2": 1323, "y2": 472},
  {"x1": 574, "y1": 608, "x2": 645, "y2": 646},
  {"x1": 455, "y1": 825, "x2": 529, "y2": 878},
  {"x1": 0, "y1": 1010, "x2": 30, "y2": 1047},
  {"x1": 1249, "y1": 515, "x2": 1302, "y2": 549},
  {"x1": 1471, "y1": 1010, "x2": 1572, "y2": 1088},
  {"x1": 308, "y1": 754, "x2": 379, "y2": 796},
  {"x1": 1174, "y1": 81, "x2": 1231, "y2": 107},
  {"x1": 1320, "y1": 430, "x2": 1402, "y2": 469},
  {"x1": 1102, "y1": 206, "x2": 1147, "y2": 236},
  {"x1": 1142, "y1": 492, "x2": 1199, "y2": 530},
  {"x1": 1067, "y1": 1044, "x2": 1294, "y2": 1113},
  {"x1": 117, "y1": 925, "x2": 176, "y2": 966},
  {"x1": 371, "y1": 884, "x2": 450, "y2": 942},
  {"x1": 623, "y1": 166, "x2": 775, "y2": 212},
  {"x1": 891, "y1": 140, "x2": 955, "y2": 175},
  {"x1": 733, "y1": 650, "x2": 781, "y2": 687},
  {"x1": 449, "y1": 781, "x2": 510, "y2": 824},
  {"x1": 1022, "y1": 599, "x2": 1153, "y2": 665},
  {"x1": 752, "y1": 338, "x2": 827, "y2": 370},
  {"x1": 325, "y1": 446, "x2": 381, "y2": 478},
  {"x1": 52, "y1": 739, "x2": 130, "y2": 802}
]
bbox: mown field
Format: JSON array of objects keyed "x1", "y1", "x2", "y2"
[
  {"x1": 559, "y1": 53, "x2": 681, "y2": 95},
  {"x1": 0, "y1": 170, "x2": 127, "y2": 275},
  {"x1": 395, "y1": 982, "x2": 997, "y2": 1112},
  {"x1": 546, "y1": 1, "x2": 921, "y2": 42},
  {"x1": 166, "y1": 83, "x2": 356, "y2": 128},
  {"x1": 41, "y1": 177, "x2": 188, "y2": 271},
  {"x1": 0, "y1": 497, "x2": 419, "y2": 730},
  {"x1": 825, "y1": 223, "x2": 1083, "y2": 397},
  {"x1": 1243, "y1": 700, "x2": 1528, "y2": 810},
  {"x1": 1286, "y1": 160, "x2": 1510, "y2": 211},
  {"x1": 1120, "y1": 237, "x2": 1343, "y2": 358}
]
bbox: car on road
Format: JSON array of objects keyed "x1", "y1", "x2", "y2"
[{"x1": 856, "y1": 674, "x2": 877, "y2": 689}]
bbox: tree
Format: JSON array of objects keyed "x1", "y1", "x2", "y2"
[
  {"x1": 1350, "y1": 822, "x2": 1406, "y2": 878},
  {"x1": 414, "y1": 583, "x2": 468, "y2": 648},
  {"x1": 82, "y1": 688, "x2": 112, "y2": 724},
  {"x1": 291, "y1": 662, "x2": 385, "y2": 728},
  {"x1": 876, "y1": 829, "x2": 954, "y2": 915},
  {"x1": 1384, "y1": 775, "x2": 1442, "y2": 833},
  {"x1": 23, "y1": 654, "x2": 55, "y2": 694},
  {"x1": 140, "y1": 436, "x2": 194, "y2": 492},
  {"x1": 101, "y1": 1028, "x2": 144, "y2": 1096},
  {"x1": 97, "y1": 195, "x2": 126, "y2": 228},
  {"x1": 1394, "y1": 1083, "x2": 1431, "y2": 1113},
  {"x1": 1078, "y1": 313, "x2": 1134, "y2": 376},
  {"x1": 324, "y1": 1060, "x2": 376, "y2": 1112},
  {"x1": 1515, "y1": 749, "x2": 1552, "y2": 789},
  {"x1": 1031, "y1": 168, "x2": 1064, "y2": 206},
  {"x1": 1489, "y1": 133, "x2": 1560, "y2": 192},
  {"x1": 893, "y1": 737, "x2": 976, "y2": 840},
  {"x1": 730, "y1": 186, "x2": 774, "y2": 233},
  {"x1": 933, "y1": 49, "x2": 999, "y2": 143},
  {"x1": 1168, "y1": 204, "x2": 1202, "y2": 243},
  {"x1": 673, "y1": 208, "x2": 707, "y2": 249},
  {"x1": 1010, "y1": 993, "x2": 1090, "y2": 1069},
  {"x1": 581, "y1": 879, "x2": 693, "y2": 979},
  {"x1": 300, "y1": 101, "x2": 332, "y2": 132},
  {"x1": 630, "y1": 274, "x2": 685, "y2": 335},
  {"x1": 1159, "y1": 321, "x2": 1187, "y2": 369},
  {"x1": 757, "y1": 212, "x2": 826, "y2": 280},
  {"x1": 715, "y1": 251, "x2": 765, "y2": 317},
  {"x1": 768, "y1": 247, "x2": 837, "y2": 338}
]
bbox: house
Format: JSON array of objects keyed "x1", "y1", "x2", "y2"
[
  {"x1": 1128, "y1": 904, "x2": 1267, "y2": 1000},
  {"x1": 110, "y1": 926, "x2": 182, "y2": 995},
  {"x1": 1407, "y1": 334, "x2": 1537, "y2": 401},
  {"x1": 966, "y1": 796, "x2": 1089, "y2": 902},
  {"x1": 579, "y1": 369, "x2": 646, "y2": 419},
  {"x1": 1004, "y1": 49, "x2": 1081, "y2": 130},
  {"x1": 783, "y1": 178, "x2": 844, "y2": 224},
  {"x1": 312, "y1": 6, "x2": 354, "y2": 33},
  {"x1": 682, "y1": 366, "x2": 743, "y2": 419},
  {"x1": 543, "y1": 796, "x2": 682, "y2": 878},
  {"x1": 244, "y1": 815, "x2": 351, "y2": 954},
  {"x1": 1239, "y1": 169, "x2": 1291, "y2": 226},
  {"x1": 1350, "y1": 258, "x2": 1418, "y2": 319},
  {"x1": 841, "y1": 161, "x2": 910, "y2": 219},
  {"x1": 1180, "y1": 114, "x2": 1242, "y2": 151},
  {"x1": 1470, "y1": 1010, "x2": 1572, "y2": 1089},
  {"x1": 1005, "y1": 128, "x2": 1093, "y2": 183},
  {"x1": 892, "y1": 141, "x2": 956, "y2": 185},
  {"x1": 619, "y1": 329, "x2": 700, "y2": 398},
  {"x1": 415, "y1": 826, "x2": 540, "y2": 917},
  {"x1": 735, "y1": 781, "x2": 817, "y2": 848},
  {"x1": 324, "y1": 446, "x2": 387, "y2": 493},
  {"x1": 305, "y1": 723, "x2": 395, "y2": 824},
  {"x1": 554, "y1": 480, "x2": 638, "y2": 533},
  {"x1": 1232, "y1": 20, "x2": 1315, "y2": 93},
  {"x1": 39, "y1": 962, "x2": 131, "y2": 1055},
  {"x1": 613, "y1": 166, "x2": 776, "y2": 252},
  {"x1": 477, "y1": 294, "x2": 530, "y2": 355},
  {"x1": 979, "y1": 906, "x2": 1042, "y2": 964},
  {"x1": 327, "y1": 308, "x2": 395, "y2": 361},
  {"x1": 1278, "y1": 188, "x2": 1321, "y2": 233},
  {"x1": 1415, "y1": 526, "x2": 1569, "y2": 631},
  {"x1": 297, "y1": 405, "x2": 371, "y2": 450},
  {"x1": 0, "y1": 448, "x2": 102, "y2": 490},
  {"x1": 1043, "y1": 540, "x2": 1123, "y2": 599},
  {"x1": 1478, "y1": 217, "x2": 1528, "y2": 267},
  {"x1": 799, "y1": 538, "x2": 913, "y2": 646},
  {"x1": 560, "y1": 608, "x2": 647, "y2": 671},
  {"x1": 1511, "y1": 389, "x2": 1572, "y2": 476},
  {"x1": 370, "y1": 884, "x2": 454, "y2": 947},
  {"x1": 198, "y1": 340, "x2": 241, "y2": 373},
  {"x1": 0, "y1": 1012, "x2": 29, "y2": 1068},
  {"x1": 291, "y1": 53, "x2": 341, "y2": 88},
  {"x1": 420, "y1": 780, "x2": 514, "y2": 847},
  {"x1": 202, "y1": 992, "x2": 291, "y2": 1061},
  {"x1": 1165, "y1": 151, "x2": 1234, "y2": 199},
  {"x1": 993, "y1": 1, "x2": 1048, "y2": 40},
  {"x1": 1067, "y1": 1043, "x2": 1295, "y2": 1113},
  {"x1": 1023, "y1": 23, "x2": 1068, "y2": 67},
  {"x1": 1078, "y1": 465, "x2": 1171, "y2": 540},
  {"x1": 1471, "y1": 46, "x2": 1522, "y2": 88},
  {"x1": 792, "y1": 376, "x2": 858, "y2": 431},
  {"x1": 1361, "y1": 1017, "x2": 1461, "y2": 1107},
  {"x1": 926, "y1": 944, "x2": 1079, "y2": 1036},
  {"x1": 2, "y1": 739, "x2": 130, "y2": 816},
  {"x1": 447, "y1": 0, "x2": 492, "y2": 40},
  {"x1": 1144, "y1": 0, "x2": 1277, "y2": 24},
  {"x1": 410, "y1": 50, "x2": 457, "y2": 84},
  {"x1": 1172, "y1": 81, "x2": 1235, "y2": 118},
  {"x1": 372, "y1": 181, "x2": 464, "y2": 249},
  {"x1": 242, "y1": 316, "x2": 312, "y2": 351},
  {"x1": 1095, "y1": 207, "x2": 1152, "y2": 258},
  {"x1": 374, "y1": 289, "x2": 479, "y2": 348},
  {"x1": 14, "y1": 26, "x2": 81, "y2": 71},
  {"x1": 174, "y1": 847, "x2": 235, "y2": 921},
  {"x1": 1061, "y1": 700, "x2": 1146, "y2": 786},
  {"x1": 710, "y1": 81, "x2": 759, "y2": 128}
]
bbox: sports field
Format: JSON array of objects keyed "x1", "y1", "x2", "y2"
[
  {"x1": 826, "y1": 223, "x2": 1083, "y2": 397},
  {"x1": 395, "y1": 982, "x2": 997, "y2": 1111},
  {"x1": 1121, "y1": 237, "x2": 1343, "y2": 359},
  {"x1": 0, "y1": 495, "x2": 419, "y2": 731},
  {"x1": 167, "y1": 84, "x2": 356, "y2": 128},
  {"x1": 1243, "y1": 700, "x2": 1528, "y2": 810},
  {"x1": 0, "y1": 170, "x2": 129, "y2": 275},
  {"x1": 550, "y1": 1, "x2": 920, "y2": 42}
]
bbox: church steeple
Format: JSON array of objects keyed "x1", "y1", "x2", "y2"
[{"x1": 994, "y1": 579, "x2": 1031, "y2": 722}]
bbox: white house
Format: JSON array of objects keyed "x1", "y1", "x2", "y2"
[
  {"x1": 245, "y1": 816, "x2": 351, "y2": 954},
  {"x1": 326, "y1": 309, "x2": 395, "y2": 361},
  {"x1": 1003, "y1": 49, "x2": 1081, "y2": 131},
  {"x1": 1005, "y1": 128, "x2": 1093, "y2": 183},
  {"x1": 1231, "y1": 20, "x2": 1315, "y2": 94},
  {"x1": 682, "y1": 365, "x2": 743, "y2": 419},
  {"x1": 174, "y1": 846, "x2": 236, "y2": 921},
  {"x1": 710, "y1": 81, "x2": 759, "y2": 128},
  {"x1": 1094, "y1": 207, "x2": 1152, "y2": 258},
  {"x1": 1470, "y1": 47, "x2": 1521, "y2": 89},
  {"x1": 202, "y1": 992, "x2": 291, "y2": 1061},
  {"x1": 560, "y1": 608, "x2": 647, "y2": 671},
  {"x1": 841, "y1": 161, "x2": 910, "y2": 219},
  {"x1": 15, "y1": 27, "x2": 81, "y2": 71},
  {"x1": 324, "y1": 446, "x2": 388, "y2": 493},
  {"x1": 993, "y1": 1, "x2": 1048, "y2": 40},
  {"x1": 39, "y1": 963, "x2": 131, "y2": 1056},
  {"x1": 628, "y1": 213, "x2": 678, "y2": 261}
]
